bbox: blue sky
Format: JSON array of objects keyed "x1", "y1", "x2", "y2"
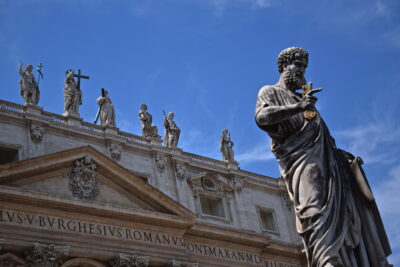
[{"x1": 1, "y1": 0, "x2": 400, "y2": 263}]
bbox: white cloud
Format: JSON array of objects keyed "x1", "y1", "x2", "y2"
[
  {"x1": 375, "y1": 0, "x2": 393, "y2": 17},
  {"x1": 254, "y1": 0, "x2": 272, "y2": 8},
  {"x1": 236, "y1": 143, "x2": 275, "y2": 164},
  {"x1": 336, "y1": 118, "x2": 400, "y2": 165}
]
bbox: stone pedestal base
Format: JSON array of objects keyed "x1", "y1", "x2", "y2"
[
  {"x1": 170, "y1": 147, "x2": 183, "y2": 155},
  {"x1": 63, "y1": 111, "x2": 80, "y2": 119},
  {"x1": 63, "y1": 111, "x2": 82, "y2": 127},
  {"x1": 24, "y1": 104, "x2": 43, "y2": 115},
  {"x1": 227, "y1": 161, "x2": 239, "y2": 170},
  {"x1": 104, "y1": 126, "x2": 118, "y2": 136},
  {"x1": 148, "y1": 137, "x2": 163, "y2": 146}
]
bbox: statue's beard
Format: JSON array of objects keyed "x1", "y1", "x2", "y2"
[{"x1": 282, "y1": 70, "x2": 306, "y2": 89}]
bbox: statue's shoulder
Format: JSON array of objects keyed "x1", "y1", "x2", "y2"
[{"x1": 257, "y1": 85, "x2": 279, "y2": 98}]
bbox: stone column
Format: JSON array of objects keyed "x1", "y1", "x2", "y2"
[{"x1": 25, "y1": 242, "x2": 70, "y2": 267}]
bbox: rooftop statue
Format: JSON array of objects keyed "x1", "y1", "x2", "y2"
[
  {"x1": 220, "y1": 129, "x2": 235, "y2": 163},
  {"x1": 163, "y1": 111, "x2": 180, "y2": 148},
  {"x1": 138, "y1": 104, "x2": 159, "y2": 138},
  {"x1": 18, "y1": 62, "x2": 40, "y2": 105},
  {"x1": 94, "y1": 88, "x2": 116, "y2": 127},
  {"x1": 255, "y1": 47, "x2": 391, "y2": 267},
  {"x1": 63, "y1": 69, "x2": 82, "y2": 115}
]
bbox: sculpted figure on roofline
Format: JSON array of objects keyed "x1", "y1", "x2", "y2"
[
  {"x1": 18, "y1": 62, "x2": 40, "y2": 105},
  {"x1": 63, "y1": 69, "x2": 82, "y2": 115},
  {"x1": 163, "y1": 112, "x2": 180, "y2": 148}
]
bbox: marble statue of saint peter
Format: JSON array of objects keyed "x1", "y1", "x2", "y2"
[{"x1": 255, "y1": 47, "x2": 391, "y2": 267}]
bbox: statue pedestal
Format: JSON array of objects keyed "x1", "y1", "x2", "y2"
[
  {"x1": 148, "y1": 137, "x2": 163, "y2": 146},
  {"x1": 63, "y1": 111, "x2": 82, "y2": 127},
  {"x1": 227, "y1": 161, "x2": 239, "y2": 170},
  {"x1": 24, "y1": 104, "x2": 43, "y2": 116},
  {"x1": 63, "y1": 111, "x2": 80, "y2": 119},
  {"x1": 104, "y1": 126, "x2": 118, "y2": 136},
  {"x1": 170, "y1": 147, "x2": 182, "y2": 155}
]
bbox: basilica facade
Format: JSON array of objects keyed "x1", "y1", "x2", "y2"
[{"x1": 0, "y1": 100, "x2": 305, "y2": 267}]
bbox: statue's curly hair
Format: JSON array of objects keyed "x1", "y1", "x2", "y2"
[{"x1": 277, "y1": 47, "x2": 308, "y2": 73}]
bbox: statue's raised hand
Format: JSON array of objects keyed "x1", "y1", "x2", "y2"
[{"x1": 298, "y1": 88, "x2": 322, "y2": 110}]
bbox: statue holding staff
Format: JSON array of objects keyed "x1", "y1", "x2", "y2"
[
  {"x1": 255, "y1": 47, "x2": 391, "y2": 266},
  {"x1": 163, "y1": 111, "x2": 180, "y2": 148},
  {"x1": 220, "y1": 129, "x2": 235, "y2": 163},
  {"x1": 94, "y1": 88, "x2": 116, "y2": 127},
  {"x1": 18, "y1": 62, "x2": 40, "y2": 105},
  {"x1": 63, "y1": 69, "x2": 82, "y2": 114}
]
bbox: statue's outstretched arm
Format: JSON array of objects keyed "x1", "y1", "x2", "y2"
[
  {"x1": 256, "y1": 92, "x2": 318, "y2": 125},
  {"x1": 18, "y1": 62, "x2": 24, "y2": 76},
  {"x1": 256, "y1": 104, "x2": 301, "y2": 125}
]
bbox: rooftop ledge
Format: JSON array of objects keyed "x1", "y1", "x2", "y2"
[{"x1": 0, "y1": 99, "x2": 279, "y2": 187}]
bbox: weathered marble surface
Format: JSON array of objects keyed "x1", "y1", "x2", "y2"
[
  {"x1": 63, "y1": 69, "x2": 82, "y2": 116},
  {"x1": 18, "y1": 63, "x2": 40, "y2": 105},
  {"x1": 163, "y1": 112, "x2": 180, "y2": 148},
  {"x1": 255, "y1": 47, "x2": 391, "y2": 267},
  {"x1": 220, "y1": 129, "x2": 235, "y2": 163},
  {"x1": 138, "y1": 104, "x2": 158, "y2": 138},
  {"x1": 95, "y1": 88, "x2": 116, "y2": 127}
]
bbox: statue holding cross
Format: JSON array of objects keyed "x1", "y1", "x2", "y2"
[{"x1": 63, "y1": 69, "x2": 89, "y2": 117}]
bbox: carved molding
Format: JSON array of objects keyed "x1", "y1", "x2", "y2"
[
  {"x1": 233, "y1": 176, "x2": 245, "y2": 193},
  {"x1": 25, "y1": 242, "x2": 70, "y2": 267},
  {"x1": 110, "y1": 143, "x2": 122, "y2": 162},
  {"x1": 188, "y1": 172, "x2": 235, "y2": 193},
  {"x1": 30, "y1": 124, "x2": 44, "y2": 144},
  {"x1": 175, "y1": 162, "x2": 187, "y2": 181},
  {"x1": 67, "y1": 155, "x2": 100, "y2": 200},
  {"x1": 155, "y1": 154, "x2": 166, "y2": 173},
  {"x1": 110, "y1": 253, "x2": 149, "y2": 267},
  {"x1": 171, "y1": 260, "x2": 198, "y2": 267},
  {"x1": 0, "y1": 252, "x2": 27, "y2": 267},
  {"x1": 61, "y1": 258, "x2": 106, "y2": 267}
]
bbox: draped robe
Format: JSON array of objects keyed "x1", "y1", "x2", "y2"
[
  {"x1": 255, "y1": 85, "x2": 391, "y2": 267},
  {"x1": 96, "y1": 96, "x2": 116, "y2": 127}
]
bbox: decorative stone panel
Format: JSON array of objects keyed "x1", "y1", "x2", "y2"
[
  {"x1": 67, "y1": 155, "x2": 99, "y2": 200},
  {"x1": 25, "y1": 242, "x2": 70, "y2": 267},
  {"x1": 110, "y1": 253, "x2": 149, "y2": 267}
]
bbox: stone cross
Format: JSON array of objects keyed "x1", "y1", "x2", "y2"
[{"x1": 73, "y1": 69, "x2": 90, "y2": 90}]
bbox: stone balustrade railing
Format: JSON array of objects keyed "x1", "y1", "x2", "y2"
[{"x1": 0, "y1": 99, "x2": 278, "y2": 185}]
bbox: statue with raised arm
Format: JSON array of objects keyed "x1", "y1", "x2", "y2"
[
  {"x1": 138, "y1": 104, "x2": 159, "y2": 138},
  {"x1": 63, "y1": 69, "x2": 82, "y2": 115},
  {"x1": 94, "y1": 88, "x2": 116, "y2": 127},
  {"x1": 18, "y1": 62, "x2": 40, "y2": 105},
  {"x1": 220, "y1": 129, "x2": 235, "y2": 163},
  {"x1": 255, "y1": 47, "x2": 391, "y2": 267},
  {"x1": 163, "y1": 112, "x2": 180, "y2": 148}
]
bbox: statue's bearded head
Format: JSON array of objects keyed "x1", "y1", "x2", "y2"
[{"x1": 277, "y1": 47, "x2": 308, "y2": 89}]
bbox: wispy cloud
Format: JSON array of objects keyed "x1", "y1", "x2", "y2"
[
  {"x1": 335, "y1": 116, "x2": 400, "y2": 165},
  {"x1": 205, "y1": 0, "x2": 273, "y2": 16},
  {"x1": 236, "y1": 143, "x2": 275, "y2": 164}
]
